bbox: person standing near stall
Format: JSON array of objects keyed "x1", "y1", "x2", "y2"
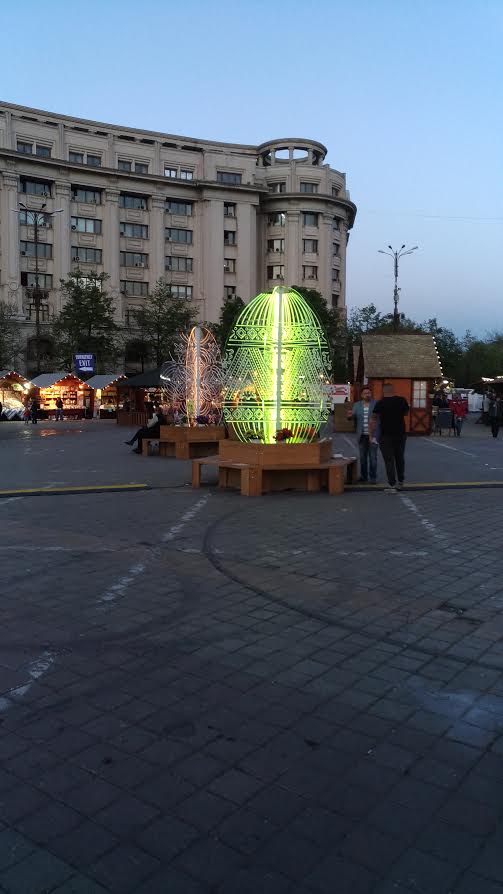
[
  {"x1": 451, "y1": 395, "x2": 468, "y2": 437},
  {"x1": 489, "y1": 393, "x2": 503, "y2": 438},
  {"x1": 30, "y1": 397, "x2": 39, "y2": 425},
  {"x1": 347, "y1": 386, "x2": 378, "y2": 483},
  {"x1": 55, "y1": 397, "x2": 64, "y2": 421},
  {"x1": 370, "y1": 384, "x2": 409, "y2": 493}
]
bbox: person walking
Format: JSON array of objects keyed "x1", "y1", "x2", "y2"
[
  {"x1": 489, "y1": 393, "x2": 503, "y2": 438},
  {"x1": 370, "y1": 384, "x2": 409, "y2": 493},
  {"x1": 30, "y1": 397, "x2": 39, "y2": 425},
  {"x1": 55, "y1": 397, "x2": 64, "y2": 421},
  {"x1": 348, "y1": 386, "x2": 378, "y2": 483},
  {"x1": 125, "y1": 403, "x2": 165, "y2": 454},
  {"x1": 451, "y1": 395, "x2": 468, "y2": 437}
]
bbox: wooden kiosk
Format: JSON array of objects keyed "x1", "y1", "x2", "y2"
[{"x1": 353, "y1": 333, "x2": 442, "y2": 435}]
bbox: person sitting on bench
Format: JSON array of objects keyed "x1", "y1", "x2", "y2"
[{"x1": 125, "y1": 403, "x2": 165, "y2": 454}]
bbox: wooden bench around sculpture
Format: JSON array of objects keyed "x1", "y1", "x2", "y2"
[
  {"x1": 142, "y1": 425, "x2": 225, "y2": 459},
  {"x1": 191, "y1": 454, "x2": 358, "y2": 497}
]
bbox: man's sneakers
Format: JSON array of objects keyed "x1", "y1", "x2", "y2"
[
  {"x1": 396, "y1": 482, "x2": 404, "y2": 490},
  {"x1": 384, "y1": 486, "x2": 397, "y2": 493}
]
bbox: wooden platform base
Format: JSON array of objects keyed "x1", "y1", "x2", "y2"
[
  {"x1": 141, "y1": 425, "x2": 225, "y2": 459},
  {"x1": 192, "y1": 452, "x2": 357, "y2": 497}
]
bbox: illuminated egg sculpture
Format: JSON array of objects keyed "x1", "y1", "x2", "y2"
[
  {"x1": 161, "y1": 325, "x2": 223, "y2": 423},
  {"x1": 222, "y1": 286, "x2": 330, "y2": 443}
]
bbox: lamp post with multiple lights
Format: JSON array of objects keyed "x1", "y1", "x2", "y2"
[
  {"x1": 378, "y1": 244, "x2": 418, "y2": 332},
  {"x1": 12, "y1": 203, "x2": 62, "y2": 374}
]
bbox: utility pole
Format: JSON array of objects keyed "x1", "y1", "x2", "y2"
[
  {"x1": 12, "y1": 203, "x2": 62, "y2": 374},
  {"x1": 378, "y1": 244, "x2": 418, "y2": 332}
]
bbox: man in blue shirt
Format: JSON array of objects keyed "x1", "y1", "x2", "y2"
[{"x1": 348, "y1": 385, "x2": 378, "y2": 483}]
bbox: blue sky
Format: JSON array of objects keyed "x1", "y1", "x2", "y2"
[{"x1": 2, "y1": 0, "x2": 502, "y2": 335}]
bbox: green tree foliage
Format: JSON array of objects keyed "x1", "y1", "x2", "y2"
[
  {"x1": 52, "y1": 272, "x2": 120, "y2": 372},
  {"x1": 211, "y1": 294, "x2": 246, "y2": 352},
  {"x1": 129, "y1": 279, "x2": 198, "y2": 368},
  {"x1": 293, "y1": 287, "x2": 349, "y2": 380},
  {"x1": 452, "y1": 331, "x2": 503, "y2": 385},
  {"x1": 420, "y1": 318, "x2": 462, "y2": 380},
  {"x1": 0, "y1": 301, "x2": 22, "y2": 369}
]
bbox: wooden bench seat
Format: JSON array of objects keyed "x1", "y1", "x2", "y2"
[{"x1": 192, "y1": 455, "x2": 357, "y2": 497}]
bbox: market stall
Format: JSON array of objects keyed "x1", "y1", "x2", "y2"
[
  {"x1": 352, "y1": 333, "x2": 442, "y2": 435},
  {"x1": 86, "y1": 374, "x2": 128, "y2": 419},
  {"x1": 0, "y1": 371, "x2": 33, "y2": 419},
  {"x1": 30, "y1": 372, "x2": 92, "y2": 420},
  {"x1": 116, "y1": 368, "x2": 164, "y2": 426}
]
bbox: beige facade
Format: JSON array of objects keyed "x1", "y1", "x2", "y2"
[{"x1": 0, "y1": 101, "x2": 356, "y2": 373}]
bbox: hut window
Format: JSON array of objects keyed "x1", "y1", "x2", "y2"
[{"x1": 413, "y1": 380, "x2": 427, "y2": 408}]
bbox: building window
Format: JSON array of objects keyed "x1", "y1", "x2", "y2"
[
  {"x1": 17, "y1": 141, "x2": 33, "y2": 154},
  {"x1": 331, "y1": 294, "x2": 339, "y2": 308},
  {"x1": 21, "y1": 272, "x2": 53, "y2": 289},
  {"x1": 180, "y1": 169, "x2": 193, "y2": 180},
  {"x1": 165, "y1": 227, "x2": 193, "y2": 244},
  {"x1": 120, "y1": 251, "x2": 148, "y2": 267},
  {"x1": 19, "y1": 210, "x2": 52, "y2": 228},
  {"x1": 87, "y1": 154, "x2": 101, "y2": 167},
  {"x1": 71, "y1": 187, "x2": 102, "y2": 204},
  {"x1": 267, "y1": 265, "x2": 284, "y2": 280},
  {"x1": 165, "y1": 256, "x2": 193, "y2": 272},
  {"x1": 166, "y1": 200, "x2": 193, "y2": 216},
  {"x1": 135, "y1": 162, "x2": 148, "y2": 174},
  {"x1": 71, "y1": 216, "x2": 102, "y2": 234},
  {"x1": 36, "y1": 145, "x2": 51, "y2": 158},
  {"x1": 300, "y1": 182, "x2": 318, "y2": 193},
  {"x1": 164, "y1": 167, "x2": 177, "y2": 178},
  {"x1": 332, "y1": 186, "x2": 340, "y2": 197},
  {"x1": 333, "y1": 242, "x2": 340, "y2": 256},
  {"x1": 119, "y1": 194, "x2": 148, "y2": 209},
  {"x1": 120, "y1": 222, "x2": 148, "y2": 238},
  {"x1": 28, "y1": 303, "x2": 50, "y2": 322},
  {"x1": 21, "y1": 179, "x2": 51, "y2": 197},
  {"x1": 303, "y1": 265, "x2": 318, "y2": 280},
  {"x1": 224, "y1": 202, "x2": 236, "y2": 217},
  {"x1": 332, "y1": 218, "x2": 340, "y2": 231},
  {"x1": 69, "y1": 151, "x2": 84, "y2": 164},
  {"x1": 303, "y1": 212, "x2": 318, "y2": 227},
  {"x1": 20, "y1": 241, "x2": 53, "y2": 259},
  {"x1": 118, "y1": 159, "x2": 133, "y2": 172},
  {"x1": 224, "y1": 286, "x2": 236, "y2": 298},
  {"x1": 268, "y1": 212, "x2": 286, "y2": 227},
  {"x1": 303, "y1": 239, "x2": 318, "y2": 254},
  {"x1": 170, "y1": 285, "x2": 193, "y2": 299},
  {"x1": 120, "y1": 280, "x2": 149, "y2": 297},
  {"x1": 224, "y1": 258, "x2": 236, "y2": 273},
  {"x1": 413, "y1": 380, "x2": 427, "y2": 409},
  {"x1": 267, "y1": 238, "x2": 284, "y2": 253},
  {"x1": 332, "y1": 269, "x2": 339, "y2": 282},
  {"x1": 72, "y1": 247, "x2": 103, "y2": 263},
  {"x1": 217, "y1": 171, "x2": 242, "y2": 184},
  {"x1": 268, "y1": 182, "x2": 286, "y2": 193},
  {"x1": 224, "y1": 231, "x2": 237, "y2": 246}
]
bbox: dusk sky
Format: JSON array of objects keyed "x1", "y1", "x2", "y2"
[{"x1": 2, "y1": 0, "x2": 502, "y2": 336}]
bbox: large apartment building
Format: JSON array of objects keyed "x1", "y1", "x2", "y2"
[{"x1": 0, "y1": 101, "x2": 356, "y2": 373}]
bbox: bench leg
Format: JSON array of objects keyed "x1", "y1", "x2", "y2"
[
  {"x1": 141, "y1": 439, "x2": 150, "y2": 456},
  {"x1": 241, "y1": 466, "x2": 261, "y2": 496},
  {"x1": 191, "y1": 462, "x2": 202, "y2": 488},
  {"x1": 347, "y1": 460, "x2": 358, "y2": 484},
  {"x1": 307, "y1": 470, "x2": 321, "y2": 492},
  {"x1": 328, "y1": 466, "x2": 345, "y2": 495},
  {"x1": 218, "y1": 467, "x2": 229, "y2": 488}
]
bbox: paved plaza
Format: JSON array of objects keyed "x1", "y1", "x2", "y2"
[{"x1": 1, "y1": 418, "x2": 503, "y2": 893}]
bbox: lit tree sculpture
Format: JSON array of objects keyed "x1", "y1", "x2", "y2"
[
  {"x1": 222, "y1": 286, "x2": 330, "y2": 443},
  {"x1": 160, "y1": 325, "x2": 223, "y2": 423}
]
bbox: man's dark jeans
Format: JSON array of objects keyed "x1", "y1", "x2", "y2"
[
  {"x1": 379, "y1": 435, "x2": 406, "y2": 486},
  {"x1": 358, "y1": 435, "x2": 377, "y2": 482}
]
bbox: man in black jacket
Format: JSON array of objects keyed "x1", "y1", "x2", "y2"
[
  {"x1": 125, "y1": 404, "x2": 165, "y2": 454},
  {"x1": 370, "y1": 384, "x2": 409, "y2": 493}
]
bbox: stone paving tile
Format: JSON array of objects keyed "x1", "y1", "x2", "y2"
[{"x1": 2, "y1": 425, "x2": 503, "y2": 892}]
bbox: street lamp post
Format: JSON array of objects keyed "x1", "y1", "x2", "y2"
[
  {"x1": 378, "y1": 244, "x2": 418, "y2": 332},
  {"x1": 12, "y1": 203, "x2": 62, "y2": 374}
]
